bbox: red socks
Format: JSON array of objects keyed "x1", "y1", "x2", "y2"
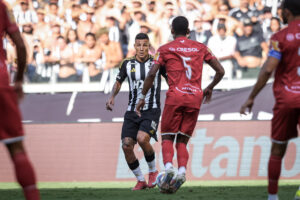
[
  {"x1": 268, "y1": 155, "x2": 282, "y2": 194},
  {"x1": 176, "y1": 143, "x2": 189, "y2": 168},
  {"x1": 162, "y1": 140, "x2": 174, "y2": 165},
  {"x1": 12, "y1": 152, "x2": 40, "y2": 200}
]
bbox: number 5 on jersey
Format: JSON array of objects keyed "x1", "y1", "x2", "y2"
[{"x1": 181, "y1": 56, "x2": 192, "y2": 80}]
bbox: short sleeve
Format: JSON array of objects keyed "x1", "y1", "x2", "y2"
[
  {"x1": 204, "y1": 47, "x2": 216, "y2": 62},
  {"x1": 2, "y1": 3, "x2": 19, "y2": 34},
  {"x1": 268, "y1": 34, "x2": 282, "y2": 60},
  {"x1": 116, "y1": 59, "x2": 128, "y2": 83},
  {"x1": 153, "y1": 47, "x2": 165, "y2": 66}
]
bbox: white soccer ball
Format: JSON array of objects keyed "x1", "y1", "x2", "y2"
[{"x1": 156, "y1": 171, "x2": 174, "y2": 194}]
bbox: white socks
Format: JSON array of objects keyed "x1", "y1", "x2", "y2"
[
  {"x1": 147, "y1": 159, "x2": 156, "y2": 173},
  {"x1": 268, "y1": 194, "x2": 279, "y2": 200},
  {"x1": 132, "y1": 167, "x2": 145, "y2": 181},
  {"x1": 178, "y1": 166, "x2": 186, "y2": 175},
  {"x1": 165, "y1": 162, "x2": 173, "y2": 171}
]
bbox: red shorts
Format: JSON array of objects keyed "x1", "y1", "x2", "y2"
[
  {"x1": 161, "y1": 104, "x2": 200, "y2": 137},
  {"x1": 0, "y1": 87, "x2": 24, "y2": 144},
  {"x1": 271, "y1": 104, "x2": 300, "y2": 142}
]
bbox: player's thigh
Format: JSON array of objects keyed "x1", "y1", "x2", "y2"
[
  {"x1": 139, "y1": 108, "x2": 160, "y2": 141},
  {"x1": 121, "y1": 111, "x2": 140, "y2": 141},
  {"x1": 161, "y1": 104, "x2": 183, "y2": 135},
  {"x1": 178, "y1": 107, "x2": 200, "y2": 137},
  {"x1": 0, "y1": 88, "x2": 24, "y2": 143},
  {"x1": 272, "y1": 105, "x2": 298, "y2": 142}
]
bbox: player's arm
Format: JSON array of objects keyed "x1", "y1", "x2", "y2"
[
  {"x1": 136, "y1": 63, "x2": 160, "y2": 116},
  {"x1": 7, "y1": 26, "x2": 27, "y2": 101},
  {"x1": 203, "y1": 58, "x2": 225, "y2": 103},
  {"x1": 240, "y1": 56, "x2": 279, "y2": 114},
  {"x1": 106, "y1": 60, "x2": 127, "y2": 111}
]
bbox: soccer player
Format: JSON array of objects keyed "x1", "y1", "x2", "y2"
[
  {"x1": 240, "y1": 1, "x2": 300, "y2": 200},
  {"x1": 136, "y1": 16, "x2": 224, "y2": 193},
  {"x1": 106, "y1": 33, "x2": 166, "y2": 190},
  {"x1": 0, "y1": 2, "x2": 40, "y2": 200}
]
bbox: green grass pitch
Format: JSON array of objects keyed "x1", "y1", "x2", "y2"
[{"x1": 0, "y1": 180, "x2": 299, "y2": 200}]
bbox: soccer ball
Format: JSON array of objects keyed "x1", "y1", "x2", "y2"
[{"x1": 156, "y1": 171, "x2": 174, "y2": 194}]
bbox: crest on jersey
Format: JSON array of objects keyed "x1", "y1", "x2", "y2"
[
  {"x1": 270, "y1": 40, "x2": 280, "y2": 51},
  {"x1": 154, "y1": 52, "x2": 160, "y2": 61}
]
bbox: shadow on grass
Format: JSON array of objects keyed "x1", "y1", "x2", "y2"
[{"x1": 0, "y1": 185, "x2": 298, "y2": 200}]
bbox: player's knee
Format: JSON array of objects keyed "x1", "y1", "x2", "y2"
[
  {"x1": 122, "y1": 139, "x2": 134, "y2": 152},
  {"x1": 137, "y1": 134, "x2": 149, "y2": 147}
]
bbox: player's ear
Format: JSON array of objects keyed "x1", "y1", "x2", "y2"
[
  {"x1": 186, "y1": 28, "x2": 190, "y2": 35},
  {"x1": 171, "y1": 28, "x2": 174, "y2": 35}
]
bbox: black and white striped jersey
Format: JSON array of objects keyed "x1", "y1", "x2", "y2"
[{"x1": 116, "y1": 55, "x2": 167, "y2": 111}]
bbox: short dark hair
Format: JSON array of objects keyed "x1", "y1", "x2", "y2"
[
  {"x1": 135, "y1": 33, "x2": 149, "y2": 40},
  {"x1": 85, "y1": 32, "x2": 96, "y2": 40},
  {"x1": 172, "y1": 16, "x2": 189, "y2": 35},
  {"x1": 282, "y1": 0, "x2": 300, "y2": 16}
]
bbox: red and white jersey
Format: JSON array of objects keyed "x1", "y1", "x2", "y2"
[
  {"x1": 0, "y1": 1, "x2": 19, "y2": 87},
  {"x1": 268, "y1": 19, "x2": 300, "y2": 107},
  {"x1": 154, "y1": 36, "x2": 215, "y2": 109}
]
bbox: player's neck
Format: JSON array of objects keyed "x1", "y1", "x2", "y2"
[
  {"x1": 174, "y1": 35, "x2": 187, "y2": 39},
  {"x1": 136, "y1": 55, "x2": 149, "y2": 63}
]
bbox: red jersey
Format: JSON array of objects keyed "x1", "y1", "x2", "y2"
[
  {"x1": 268, "y1": 19, "x2": 300, "y2": 107},
  {"x1": 154, "y1": 36, "x2": 215, "y2": 109},
  {"x1": 0, "y1": 1, "x2": 19, "y2": 87}
]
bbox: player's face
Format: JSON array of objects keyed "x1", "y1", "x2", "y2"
[{"x1": 134, "y1": 39, "x2": 149, "y2": 60}]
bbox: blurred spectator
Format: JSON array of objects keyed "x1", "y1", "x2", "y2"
[
  {"x1": 157, "y1": 1, "x2": 176, "y2": 45},
  {"x1": 207, "y1": 24, "x2": 236, "y2": 80},
  {"x1": 212, "y1": 2, "x2": 243, "y2": 36},
  {"x1": 189, "y1": 17, "x2": 212, "y2": 45},
  {"x1": 105, "y1": 16, "x2": 120, "y2": 42},
  {"x1": 145, "y1": 0, "x2": 160, "y2": 26},
  {"x1": 263, "y1": 17, "x2": 281, "y2": 44},
  {"x1": 66, "y1": 29, "x2": 83, "y2": 76},
  {"x1": 182, "y1": 0, "x2": 203, "y2": 30},
  {"x1": 43, "y1": 23, "x2": 62, "y2": 54},
  {"x1": 229, "y1": 0, "x2": 260, "y2": 24},
  {"x1": 45, "y1": 2, "x2": 64, "y2": 26},
  {"x1": 234, "y1": 19, "x2": 268, "y2": 78},
  {"x1": 33, "y1": 9, "x2": 50, "y2": 44},
  {"x1": 22, "y1": 23, "x2": 37, "y2": 81},
  {"x1": 78, "y1": 32, "x2": 103, "y2": 82},
  {"x1": 97, "y1": 28, "x2": 122, "y2": 71},
  {"x1": 13, "y1": 0, "x2": 38, "y2": 25},
  {"x1": 77, "y1": 6, "x2": 97, "y2": 41},
  {"x1": 47, "y1": 36, "x2": 78, "y2": 82}
]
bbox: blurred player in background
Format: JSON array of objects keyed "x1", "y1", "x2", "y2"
[
  {"x1": 106, "y1": 33, "x2": 167, "y2": 190},
  {"x1": 136, "y1": 16, "x2": 224, "y2": 193},
  {"x1": 240, "y1": 0, "x2": 300, "y2": 200},
  {"x1": 0, "y1": 1, "x2": 40, "y2": 200}
]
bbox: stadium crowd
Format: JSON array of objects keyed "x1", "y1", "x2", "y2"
[{"x1": 4, "y1": 0, "x2": 282, "y2": 83}]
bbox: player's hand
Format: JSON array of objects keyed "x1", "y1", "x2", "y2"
[
  {"x1": 13, "y1": 81, "x2": 24, "y2": 103},
  {"x1": 106, "y1": 97, "x2": 114, "y2": 111},
  {"x1": 240, "y1": 98, "x2": 254, "y2": 115},
  {"x1": 136, "y1": 99, "x2": 145, "y2": 117},
  {"x1": 203, "y1": 87, "x2": 213, "y2": 104}
]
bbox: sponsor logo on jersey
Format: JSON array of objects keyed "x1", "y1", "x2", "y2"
[
  {"x1": 180, "y1": 40, "x2": 185, "y2": 43},
  {"x1": 175, "y1": 47, "x2": 199, "y2": 52},
  {"x1": 287, "y1": 33, "x2": 295, "y2": 41},
  {"x1": 271, "y1": 40, "x2": 280, "y2": 51},
  {"x1": 130, "y1": 68, "x2": 136, "y2": 72},
  {"x1": 151, "y1": 121, "x2": 157, "y2": 130}
]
